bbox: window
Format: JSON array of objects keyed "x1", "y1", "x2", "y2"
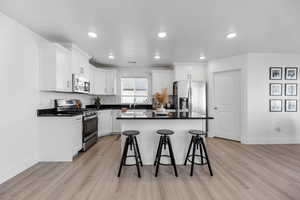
[{"x1": 121, "y1": 78, "x2": 148, "y2": 104}]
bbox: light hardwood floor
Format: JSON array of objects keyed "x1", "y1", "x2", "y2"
[{"x1": 1, "y1": 135, "x2": 300, "y2": 200}]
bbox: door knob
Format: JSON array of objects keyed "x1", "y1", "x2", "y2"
[{"x1": 213, "y1": 107, "x2": 218, "y2": 110}]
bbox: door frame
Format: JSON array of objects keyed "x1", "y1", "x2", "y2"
[{"x1": 208, "y1": 68, "x2": 246, "y2": 143}]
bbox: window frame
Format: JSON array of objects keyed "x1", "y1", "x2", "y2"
[{"x1": 120, "y1": 77, "x2": 149, "y2": 104}]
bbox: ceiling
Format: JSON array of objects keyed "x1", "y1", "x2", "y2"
[{"x1": 1, "y1": 0, "x2": 300, "y2": 67}]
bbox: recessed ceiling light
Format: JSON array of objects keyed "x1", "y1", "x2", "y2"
[
  {"x1": 88, "y1": 32, "x2": 98, "y2": 39},
  {"x1": 199, "y1": 56, "x2": 206, "y2": 60},
  {"x1": 226, "y1": 32, "x2": 237, "y2": 39},
  {"x1": 108, "y1": 54, "x2": 115, "y2": 60},
  {"x1": 154, "y1": 55, "x2": 160, "y2": 59},
  {"x1": 157, "y1": 32, "x2": 167, "y2": 38}
]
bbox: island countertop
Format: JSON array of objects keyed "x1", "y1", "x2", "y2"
[{"x1": 116, "y1": 110, "x2": 214, "y2": 120}]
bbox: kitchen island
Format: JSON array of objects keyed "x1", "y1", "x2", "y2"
[{"x1": 117, "y1": 110, "x2": 213, "y2": 165}]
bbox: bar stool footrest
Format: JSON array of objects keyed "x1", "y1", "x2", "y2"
[
  {"x1": 124, "y1": 155, "x2": 142, "y2": 166},
  {"x1": 155, "y1": 155, "x2": 174, "y2": 166},
  {"x1": 186, "y1": 155, "x2": 208, "y2": 165}
]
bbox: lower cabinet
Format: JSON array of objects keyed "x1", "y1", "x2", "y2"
[
  {"x1": 98, "y1": 110, "x2": 121, "y2": 137},
  {"x1": 111, "y1": 110, "x2": 121, "y2": 133},
  {"x1": 38, "y1": 115, "x2": 82, "y2": 162}
]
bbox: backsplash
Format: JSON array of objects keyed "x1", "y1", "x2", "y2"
[
  {"x1": 38, "y1": 92, "x2": 120, "y2": 108},
  {"x1": 39, "y1": 92, "x2": 94, "y2": 108}
]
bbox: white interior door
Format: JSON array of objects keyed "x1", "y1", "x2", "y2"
[{"x1": 213, "y1": 70, "x2": 241, "y2": 141}]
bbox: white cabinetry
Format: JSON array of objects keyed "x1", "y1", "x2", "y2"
[
  {"x1": 105, "y1": 70, "x2": 117, "y2": 95},
  {"x1": 39, "y1": 43, "x2": 72, "y2": 92},
  {"x1": 98, "y1": 110, "x2": 121, "y2": 137},
  {"x1": 98, "y1": 110, "x2": 113, "y2": 136},
  {"x1": 38, "y1": 115, "x2": 82, "y2": 161},
  {"x1": 93, "y1": 69, "x2": 106, "y2": 95},
  {"x1": 93, "y1": 69, "x2": 117, "y2": 95},
  {"x1": 152, "y1": 70, "x2": 174, "y2": 95},
  {"x1": 64, "y1": 44, "x2": 90, "y2": 79},
  {"x1": 174, "y1": 63, "x2": 207, "y2": 81},
  {"x1": 111, "y1": 110, "x2": 121, "y2": 132}
]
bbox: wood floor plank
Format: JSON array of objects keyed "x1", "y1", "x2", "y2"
[{"x1": 0, "y1": 136, "x2": 300, "y2": 200}]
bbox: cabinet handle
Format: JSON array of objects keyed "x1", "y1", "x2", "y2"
[
  {"x1": 80, "y1": 67, "x2": 84, "y2": 74},
  {"x1": 75, "y1": 117, "x2": 82, "y2": 121}
]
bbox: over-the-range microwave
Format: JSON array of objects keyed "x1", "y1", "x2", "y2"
[{"x1": 72, "y1": 74, "x2": 90, "y2": 93}]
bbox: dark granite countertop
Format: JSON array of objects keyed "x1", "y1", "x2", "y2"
[
  {"x1": 37, "y1": 108, "x2": 83, "y2": 117},
  {"x1": 116, "y1": 111, "x2": 214, "y2": 120},
  {"x1": 86, "y1": 104, "x2": 153, "y2": 110}
]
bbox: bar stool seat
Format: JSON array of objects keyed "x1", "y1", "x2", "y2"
[
  {"x1": 123, "y1": 130, "x2": 140, "y2": 136},
  {"x1": 154, "y1": 129, "x2": 178, "y2": 177},
  {"x1": 188, "y1": 129, "x2": 206, "y2": 136},
  {"x1": 157, "y1": 129, "x2": 174, "y2": 135},
  {"x1": 117, "y1": 130, "x2": 143, "y2": 178}
]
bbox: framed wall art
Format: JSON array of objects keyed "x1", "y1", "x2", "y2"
[
  {"x1": 285, "y1": 83, "x2": 297, "y2": 96},
  {"x1": 269, "y1": 83, "x2": 282, "y2": 96},
  {"x1": 285, "y1": 67, "x2": 298, "y2": 80},
  {"x1": 269, "y1": 67, "x2": 282, "y2": 80},
  {"x1": 285, "y1": 99, "x2": 297, "y2": 112},
  {"x1": 269, "y1": 99, "x2": 282, "y2": 112}
]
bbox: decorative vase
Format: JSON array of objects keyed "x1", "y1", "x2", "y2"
[{"x1": 157, "y1": 104, "x2": 166, "y2": 113}]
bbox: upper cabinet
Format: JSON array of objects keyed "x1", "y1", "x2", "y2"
[
  {"x1": 92, "y1": 68, "x2": 117, "y2": 95},
  {"x1": 63, "y1": 44, "x2": 91, "y2": 79},
  {"x1": 105, "y1": 70, "x2": 117, "y2": 95},
  {"x1": 39, "y1": 41, "x2": 117, "y2": 95},
  {"x1": 173, "y1": 63, "x2": 207, "y2": 82},
  {"x1": 39, "y1": 42, "x2": 72, "y2": 92},
  {"x1": 152, "y1": 70, "x2": 174, "y2": 95}
]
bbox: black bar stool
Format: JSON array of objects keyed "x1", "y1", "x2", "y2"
[
  {"x1": 154, "y1": 129, "x2": 178, "y2": 177},
  {"x1": 117, "y1": 130, "x2": 143, "y2": 178},
  {"x1": 184, "y1": 130, "x2": 213, "y2": 176}
]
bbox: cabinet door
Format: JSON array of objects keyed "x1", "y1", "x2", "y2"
[
  {"x1": 56, "y1": 46, "x2": 71, "y2": 91},
  {"x1": 98, "y1": 110, "x2": 113, "y2": 136},
  {"x1": 71, "y1": 116, "x2": 83, "y2": 153},
  {"x1": 111, "y1": 110, "x2": 121, "y2": 133},
  {"x1": 105, "y1": 71, "x2": 112, "y2": 94},
  {"x1": 71, "y1": 49, "x2": 81, "y2": 75},
  {"x1": 105, "y1": 70, "x2": 116, "y2": 95},
  {"x1": 94, "y1": 69, "x2": 106, "y2": 95},
  {"x1": 89, "y1": 66, "x2": 96, "y2": 94},
  {"x1": 79, "y1": 54, "x2": 90, "y2": 79},
  {"x1": 152, "y1": 70, "x2": 173, "y2": 95}
]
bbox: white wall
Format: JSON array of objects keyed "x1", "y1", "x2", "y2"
[
  {"x1": 0, "y1": 12, "x2": 40, "y2": 183},
  {"x1": 208, "y1": 55, "x2": 248, "y2": 143},
  {"x1": 208, "y1": 53, "x2": 300, "y2": 144},
  {"x1": 247, "y1": 53, "x2": 300, "y2": 144},
  {"x1": 0, "y1": 12, "x2": 97, "y2": 184}
]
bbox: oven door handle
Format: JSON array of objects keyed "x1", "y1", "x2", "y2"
[{"x1": 84, "y1": 115, "x2": 98, "y2": 120}]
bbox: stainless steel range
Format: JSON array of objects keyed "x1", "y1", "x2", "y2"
[
  {"x1": 54, "y1": 99, "x2": 98, "y2": 151},
  {"x1": 82, "y1": 110, "x2": 98, "y2": 151}
]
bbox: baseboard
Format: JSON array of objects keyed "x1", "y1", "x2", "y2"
[
  {"x1": 245, "y1": 137, "x2": 300, "y2": 144},
  {"x1": 0, "y1": 158, "x2": 38, "y2": 185}
]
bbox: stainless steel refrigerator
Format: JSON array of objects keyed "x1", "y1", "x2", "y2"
[{"x1": 173, "y1": 80, "x2": 207, "y2": 115}]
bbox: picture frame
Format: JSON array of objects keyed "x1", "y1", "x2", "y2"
[
  {"x1": 269, "y1": 83, "x2": 282, "y2": 96},
  {"x1": 269, "y1": 67, "x2": 282, "y2": 80},
  {"x1": 269, "y1": 99, "x2": 282, "y2": 112},
  {"x1": 285, "y1": 83, "x2": 297, "y2": 96},
  {"x1": 285, "y1": 99, "x2": 297, "y2": 112},
  {"x1": 285, "y1": 67, "x2": 298, "y2": 80}
]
